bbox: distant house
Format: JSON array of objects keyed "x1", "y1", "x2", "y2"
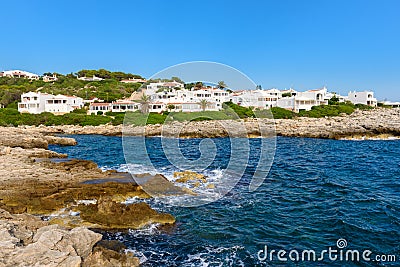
[
  {"x1": 0, "y1": 70, "x2": 39, "y2": 80},
  {"x1": 111, "y1": 100, "x2": 140, "y2": 112},
  {"x1": 83, "y1": 97, "x2": 105, "y2": 105},
  {"x1": 18, "y1": 92, "x2": 83, "y2": 115},
  {"x1": 43, "y1": 74, "x2": 58, "y2": 82},
  {"x1": 275, "y1": 88, "x2": 328, "y2": 112},
  {"x1": 88, "y1": 103, "x2": 112, "y2": 115},
  {"x1": 44, "y1": 95, "x2": 84, "y2": 115},
  {"x1": 348, "y1": 91, "x2": 377, "y2": 107},
  {"x1": 146, "y1": 81, "x2": 184, "y2": 95},
  {"x1": 77, "y1": 75, "x2": 104, "y2": 82},
  {"x1": 380, "y1": 101, "x2": 400, "y2": 108},
  {"x1": 120, "y1": 78, "x2": 147, "y2": 83},
  {"x1": 18, "y1": 92, "x2": 53, "y2": 114}
]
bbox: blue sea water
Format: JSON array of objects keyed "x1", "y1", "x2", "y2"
[{"x1": 49, "y1": 136, "x2": 400, "y2": 266}]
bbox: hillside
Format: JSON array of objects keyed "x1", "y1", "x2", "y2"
[{"x1": 0, "y1": 69, "x2": 145, "y2": 107}]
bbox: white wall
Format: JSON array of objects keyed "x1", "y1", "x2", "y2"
[{"x1": 348, "y1": 91, "x2": 377, "y2": 106}]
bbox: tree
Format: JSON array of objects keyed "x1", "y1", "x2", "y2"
[
  {"x1": 139, "y1": 94, "x2": 151, "y2": 114},
  {"x1": 198, "y1": 99, "x2": 209, "y2": 112},
  {"x1": 282, "y1": 92, "x2": 292, "y2": 98},
  {"x1": 195, "y1": 82, "x2": 203, "y2": 90},
  {"x1": 167, "y1": 104, "x2": 175, "y2": 112},
  {"x1": 328, "y1": 95, "x2": 340, "y2": 105},
  {"x1": 217, "y1": 81, "x2": 227, "y2": 89},
  {"x1": 184, "y1": 82, "x2": 195, "y2": 90}
]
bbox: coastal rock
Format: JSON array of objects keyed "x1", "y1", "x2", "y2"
[
  {"x1": 83, "y1": 240, "x2": 140, "y2": 267},
  {"x1": 78, "y1": 197, "x2": 175, "y2": 229},
  {"x1": 43, "y1": 135, "x2": 77, "y2": 146},
  {"x1": 0, "y1": 127, "x2": 78, "y2": 149},
  {"x1": 174, "y1": 171, "x2": 207, "y2": 183},
  {"x1": 0, "y1": 209, "x2": 104, "y2": 267},
  {"x1": 135, "y1": 173, "x2": 195, "y2": 196}
]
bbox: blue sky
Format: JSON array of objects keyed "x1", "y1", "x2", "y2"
[{"x1": 1, "y1": 0, "x2": 399, "y2": 100}]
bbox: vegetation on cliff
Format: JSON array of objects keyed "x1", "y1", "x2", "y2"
[{"x1": 0, "y1": 69, "x2": 144, "y2": 107}]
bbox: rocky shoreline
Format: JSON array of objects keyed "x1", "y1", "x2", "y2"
[
  {"x1": 0, "y1": 128, "x2": 191, "y2": 266},
  {"x1": 0, "y1": 107, "x2": 399, "y2": 266},
  {"x1": 14, "y1": 107, "x2": 400, "y2": 139}
]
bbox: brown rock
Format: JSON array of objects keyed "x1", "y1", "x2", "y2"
[{"x1": 78, "y1": 197, "x2": 175, "y2": 229}]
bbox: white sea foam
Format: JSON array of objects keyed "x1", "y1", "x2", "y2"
[
  {"x1": 113, "y1": 163, "x2": 234, "y2": 207},
  {"x1": 76, "y1": 199, "x2": 97, "y2": 205},
  {"x1": 183, "y1": 245, "x2": 246, "y2": 267}
]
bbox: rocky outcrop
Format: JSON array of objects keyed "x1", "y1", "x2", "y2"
[
  {"x1": 83, "y1": 244, "x2": 140, "y2": 267},
  {"x1": 0, "y1": 127, "x2": 76, "y2": 149},
  {"x1": 78, "y1": 197, "x2": 175, "y2": 229},
  {"x1": 0, "y1": 208, "x2": 101, "y2": 267},
  {"x1": 0, "y1": 126, "x2": 173, "y2": 266},
  {"x1": 174, "y1": 171, "x2": 207, "y2": 183},
  {"x1": 274, "y1": 108, "x2": 400, "y2": 139}
]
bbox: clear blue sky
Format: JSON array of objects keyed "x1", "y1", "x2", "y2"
[{"x1": 1, "y1": 0, "x2": 399, "y2": 100}]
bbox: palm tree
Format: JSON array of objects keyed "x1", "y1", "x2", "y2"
[
  {"x1": 217, "y1": 81, "x2": 227, "y2": 89},
  {"x1": 198, "y1": 99, "x2": 209, "y2": 112},
  {"x1": 139, "y1": 94, "x2": 151, "y2": 114}
]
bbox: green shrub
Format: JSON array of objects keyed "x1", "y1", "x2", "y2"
[
  {"x1": 71, "y1": 108, "x2": 87, "y2": 114},
  {"x1": 6, "y1": 101, "x2": 18, "y2": 109},
  {"x1": 298, "y1": 104, "x2": 355, "y2": 118},
  {"x1": 270, "y1": 107, "x2": 294, "y2": 119},
  {"x1": 354, "y1": 103, "x2": 373, "y2": 110},
  {"x1": 0, "y1": 108, "x2": 20, "y2": 116},
  {"x1": 222, "y1": 102, "x2": 255, "y2": 118}
]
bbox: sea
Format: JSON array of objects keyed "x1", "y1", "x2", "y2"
[{"x1": 49, "y1": 135, "x2": 400, "y2": 266}]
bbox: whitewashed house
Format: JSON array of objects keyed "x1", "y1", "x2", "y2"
[
  {"x1": 0, "y1": 70, "x2": 39, "y2": 80},
  {"x1": 43, "y1": 74, "x2": 58, "y2": 82},
  {"x1": 348, "y1": 91, "x2": 377, "y2": 107},
  {"x1": 111, "y1": 101, "x2": 140, "y2": 112},
  {"x1": 44, "y1": 95, "x2": 84, "y2": 115},
  {"x1": 232, "y1": 89, "x2": 280, "y2": 109},
  {"x1": 276, "y1": 88, "x2": 328, "y2": 112},
  {"x1": 78, "y1": 75, "x2": 104, "y2": 82},
  {"x1": 146, "y1": 81, "x2": 184, "y2": 96},
  {"x1": 120, "y1": 78, "x2": 147, "y2": 83},
  {"x1": 325, "y1": 92, "x2": 347, "y2": 103},
  {"x1": 149, "y1": 102, "x2": 166, "y2": 113},
  {"x1": 88, "y1": 103, "x2": 112, "y2": 115},
  {"x1": 18, "y1": 92, "x2": 83, "y2": 115},
  {"x1": 18, "y1": 92, "x2": 53, "y2": 114},
  {"x1": 83, "y1": 97, "x2": 104, "y2": 105}
]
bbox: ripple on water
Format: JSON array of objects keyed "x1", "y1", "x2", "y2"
[{"x1": 49, "y1": 136, "x2": 400, "y2": 266}]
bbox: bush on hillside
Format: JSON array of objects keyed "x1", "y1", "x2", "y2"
[{"x1": 270, "y1": 107, "x2": 295, "y2": 119}]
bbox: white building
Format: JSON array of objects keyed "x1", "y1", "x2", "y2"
[
  {"x1": 147, "y1": 86, "x2": 228, "y2": 112},
  {"x1": 231, "y1": 88, "x2": 283, "y2": 109},
  {"x1": 111, "y1": 101, "x2": 140, "y2": 112},
  {"x1": 380, "y1": 101, "x2": 400, "y2": 108},
  {"x1": 43, "y1": 74, "x2": 58, "y2": 82},
  {"x1": 18, "y1": 92, "x2": 53, "y2": 114},
  {"x1": 348, "y1": 91, "x2": 377, "y2": 107},
  {"x1": 0, "y1": 70, "x2": 39, "y2": 80},
  {"x1": 78, "y1": 75, "x2": 104, "y2": 82},
  {"x1": 275, "y1": 88, "x2": 328, "y2": 112},
  {"x1": 146, "y1": 81, "x2": 184, "y2": 96},
  {"x1": 18, "y1": 92, "x2": 83, "y2": 115},
  {"x1": 120, "y1": 78, "x2": 147, "y2": 83},
  {"x1": 44, "y1": 95, "x2": 84, "y2": 115},
  {"x1": 88, "y1": 103, "x2": 112, "y2": 115}
]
